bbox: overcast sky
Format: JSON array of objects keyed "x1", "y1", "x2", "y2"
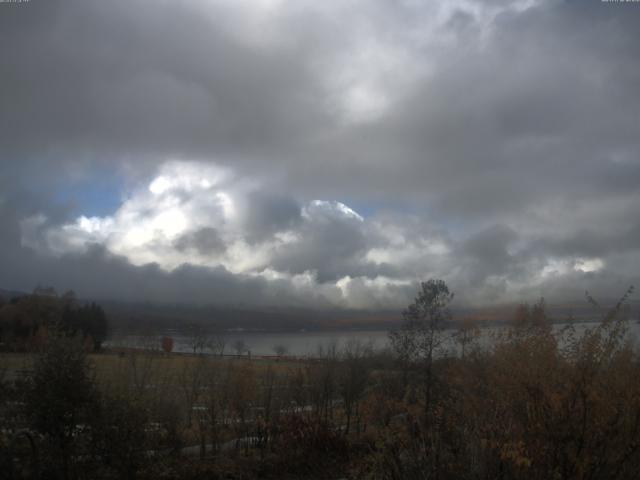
[{"x1": 1, "y1": 0, "x2": 639, "y2": 309}]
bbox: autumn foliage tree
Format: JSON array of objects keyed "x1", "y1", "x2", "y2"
[{"x1": 359, "y1": 283, "x2": 640, "y2": 480}]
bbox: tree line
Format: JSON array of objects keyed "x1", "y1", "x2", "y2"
[
  {"x1": 0, "y1": 287, "x2": 108, "y2": 352},
  {"x1": 1, "y1": 280, "x2": 639, "y2": 479}
]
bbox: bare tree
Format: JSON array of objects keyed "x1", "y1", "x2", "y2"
[
  {"x1": 233, "y1": 339, "x2": 247, "y2": 356},
  {"x1": 389, "y1": 279, "x2": 453, "y2": 424},
  {"x1": 452, "y1": 317, "x2": 480, "y2": 359},
  {"x1": 273, "y1": 344, "x2": 288, "y2": 357},
  {"x1": 339, "y1": 339, "x2": 373, "y2": 435},
  {"x1": 201, "y1": 361, "x2": 231, "y2": 456},
  {"x1": 188, "y1": 324, "x2": 208, "y2": 355},
  {"x1": 207, "y1": 332, "x2": 227, "y2": 356},
  {"x1": 307, "y1": 342, "x2": 339, "y2": 424},
  {"x1": 228, "y1": 363, "x2": 257, "y2": 455},
  {"x1": 178, "y1": 356, "x2": 207, "y2": 427}
]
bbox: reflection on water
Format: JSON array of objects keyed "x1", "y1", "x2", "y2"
[{"x1": 106, "y1": 320, "x2": 640, "y2": 357}]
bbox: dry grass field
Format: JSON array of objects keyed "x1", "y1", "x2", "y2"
[{"x1": 1, "y1": 350, "x2": 304, "y2": 386}]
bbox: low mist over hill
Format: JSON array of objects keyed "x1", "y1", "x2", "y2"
[{"x1": 5, "y1": 286, "x2": 635, "y2": 335}]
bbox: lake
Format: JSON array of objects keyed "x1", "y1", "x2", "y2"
[{"x1": 106, "y1": 319, "x2": 640, "y2": 357}]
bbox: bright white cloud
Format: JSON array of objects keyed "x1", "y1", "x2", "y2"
[
  {"x1": 304, "y1": 200, "x2": 364, "y2": 222},
  {"x1": 17, "y1": 157, "x2": 630, "y2": 309},
  {"x1": 19, "y1": 161, "x2": 452, "y2": 308},
  {"x1": 574, "y1": 257, "x2": 604, "y2": 273}
]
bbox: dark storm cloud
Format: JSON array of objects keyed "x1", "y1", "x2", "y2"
[
  {"x1": 238, "y1": 192, "x2": 302, "y2": 244},
  {"x1": 0, "y1": 0, "x2": 329, "y2": 167},
  {"x1": 2, "y1": 0, "x2": 639, "y2": 203},
  {"x1": 1, "y1": 0, "x2": 640, "y2": 307},
  {"x1": 305, "y1": 1, "x2": 640, "y2": 214},
  {"x1": 530, "y1": 223, "x2": 640, "y2": 259},
  {"x1": 267, "y1": 201, "x2": 377, "y2": 282},
  {"x1": 459, "y1": 225, "x2": 520, "y2": 281},
  {"x1": 173, "y1": 228, "x2": 226, "y2": 256}
]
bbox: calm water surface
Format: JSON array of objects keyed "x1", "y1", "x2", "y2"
[{"x1": 107, "y1": 320, "x2": 640, "y2": 357}]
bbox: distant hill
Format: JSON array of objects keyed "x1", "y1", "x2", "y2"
[
  {"x1": 0, "y1": 288, "x2": 28, "y2": 301},
  {"x1": 102, "y1": 298, "x2": 640, "y2": 335},
  {"x1": 101, "y1": 301, "x2": 402, "y2": 334},
  {"x1": 2, "y1": 286, "x2": 637, "y2": 334},
  {"x1": 453, "y1": 299, "x2": 640, "y2": 326}
]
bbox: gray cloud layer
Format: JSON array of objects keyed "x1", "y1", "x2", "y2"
[{"x1": 1, "y1": 0, "x2": 639, "y2": 309}]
